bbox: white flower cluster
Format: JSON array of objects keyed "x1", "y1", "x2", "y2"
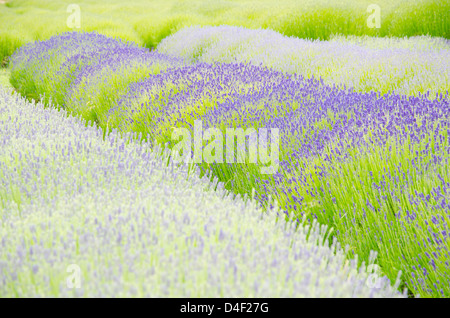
[{"x1": 158, "y1": 25, "x2": 449, "y2": 98}]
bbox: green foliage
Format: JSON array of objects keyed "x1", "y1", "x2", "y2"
[{"x1": 0, "y1": 0, "x2": 448, "y2": 64}]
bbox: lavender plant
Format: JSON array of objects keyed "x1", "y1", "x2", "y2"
[
  {"x1": 10, "y1": 31, "x2": 186, "y2": 124},
  {"x1": 157, "y1": 25, "x2": 450, "y2": 98},
  {"x1": 0, "y1": 87, "x2": 406, "y2": 297}
]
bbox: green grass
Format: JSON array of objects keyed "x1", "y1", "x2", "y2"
[{"x1": 1, "y1": 0, "x2": 449, "y2": 66}]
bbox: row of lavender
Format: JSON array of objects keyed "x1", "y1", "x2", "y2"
[
  {"x1": 0, "y1": 87, "x2": 405, "y2": 297},
  {"x1": 158, "y1": 26, "x2": 450, "y2": 98},
  {"x1": 9, "y1": 32, "x2": 450, "y2": 297},
  {"x1": 9, "y1": 32, "x2": 186, "y2": 125},
  {"x1": 109, "y1": 51, "x2": 450, "y2": 297}
]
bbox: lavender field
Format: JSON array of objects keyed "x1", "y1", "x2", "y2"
[
  {"x1": 2, "y1": 87, "x2": 407, "y2": 297},
  {"x1": 1, "y1": 0, "x2": 449, "y2": 299}
]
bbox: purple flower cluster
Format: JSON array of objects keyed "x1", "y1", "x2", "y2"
[
  {"x1": 10, "y1": 32, "x2": 186, "y2": 122},
  {"x1": 11, "y1": 32, "x2": 139, "y2": 102},
  {"x1": 111, "y1": 60, "x2": 450, "y2": 181}
]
